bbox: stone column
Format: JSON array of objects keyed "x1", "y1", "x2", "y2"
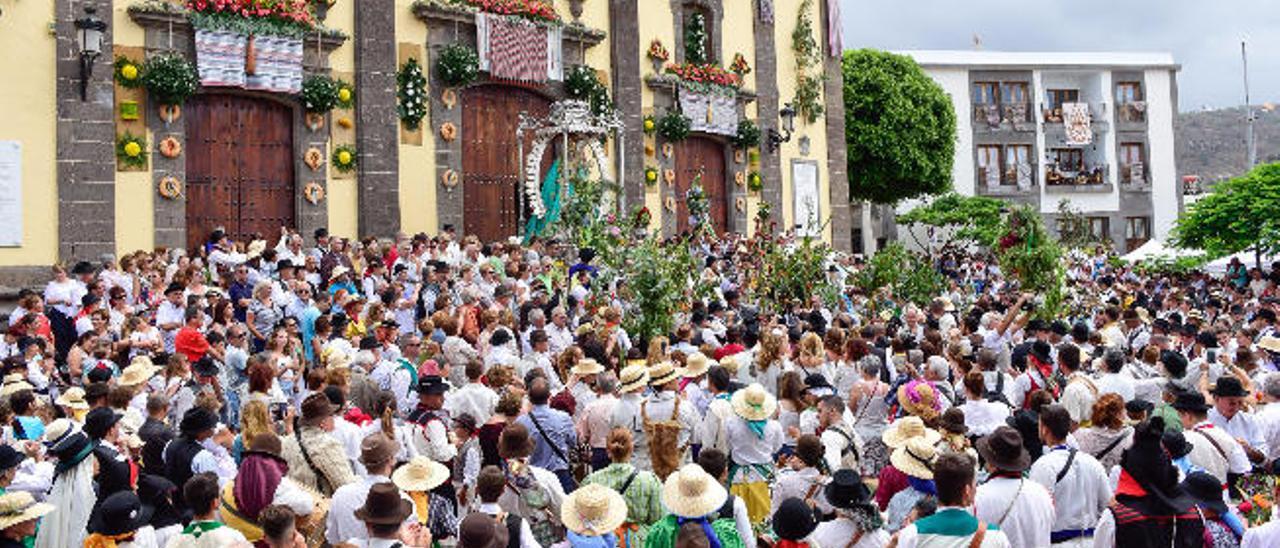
[
  {"x1": 56, "y1": 0, "x2": 117, "y2": 262},
  {"x1": 355, "y1": 0, "x2": 401, "y2": 237},
  {"x1": 610, "y1": 0, "x2": 644, "y2": 210},
  {"x1": 752, "y1": 3, "x2": 783, "y2": 218},
  {"x1": 819, "y1": 0, "x2": 851, "y2": 252}
]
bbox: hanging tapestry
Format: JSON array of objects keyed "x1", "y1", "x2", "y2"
[
  {"x1": 1128, "y1": 162, "x2": 1145, "y2": 184},
  {"x1": 243, "y1": 35, "x2": 304, "y2": 94},
  {"x1": 478, "y1": 13, "x2": 553, "y2": 83},
  {"x1": 826, "y1": 0, "x2": 843, "y2": 56},
  {"x1": 1062, "y1": 102, "x2": 1092, "y2": 145},
  {"x1": 193, "y1": 29, "x2": 247, "y2": 88},
  {"x1": 1015, "y1": 163, "x2": 1033, "y2": 189},
  {"x1": 679, "y1": 87, "x2": 738, "y2": 136}
]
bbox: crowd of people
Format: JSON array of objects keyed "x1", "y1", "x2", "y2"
[{"x1": 0, "y1": 222, "x2": 1279, "y2": 548}]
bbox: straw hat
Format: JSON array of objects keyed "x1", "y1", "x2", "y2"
[
  {"x1": 682, "y1": 352, "x2": 711, "y2": 378},
  {"x1": 0, "y1": 491, "x2": 54, "y2": 529},
  {"x1": 717, "y1": 354, "x2": 741, "y2": 375},
  {"x1": 618, "y1": 364, "x2": 650, "y2": 394},
  {"x1": 119, "y1": 357, "x2": 161, "y2": 387},
  {"x1": 330, "y1": 265, "x2": 351, "y2": 279},
  {"x1": 661, "y1": 464, "x2": 728, "y2": 519},
  {"x1": 881, "y1": 416, "x2": 942, "y2": 449},
  {"x1": 0, "y1": 379, "x2": 32, "y2": 398},
  {"x1": 560, "y1": 483, "x2": 629, "y2": 536},
  {"x1": 890, "y1": 437, "x2": 937, "y2": 479},
  {"x1": 246, "y1": 239, "x2": 267, "y2": 259},
  {"x1": 896, "y1": 380, "x2": 941, "y2": 423},
  {"x1": 392, "y1": 456, "x2": 451, "y2": 493},
  {"x1": 730, "y1": 383, "x2": 777, "y2": 421},
  {"x1": 570, "y1": 358, "x2": 605, "y2": 377},
  {"x1": 648, "y1": 362, "x2": 680, "y2": 386},
  {"x1": 55, "y1": 387, "x2": 90, "y2": 411},
  {"x1": 1258, "y1": 335, "x2": 1280, "y2": 353}
]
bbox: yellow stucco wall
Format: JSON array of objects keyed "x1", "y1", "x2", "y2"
[
  {"x1": 773, "y1": 0, "x2": 832, "y2": 242},
  {"x1": 326, "y1": 0, "x2": 360, "y2": 240},
  {"x1": 396, "y1": 0, "x2": 437, "y2": 236},
  {"x1": 114, "y1": 3, "x2": 156, "y2": 256},
  {"x1": 0, "y1": 1, "x2": 59, "y2": 266}
]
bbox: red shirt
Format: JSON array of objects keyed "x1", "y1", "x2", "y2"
[
  {"x1": 714, "y1": 343, "x2": 745, "y2": 361},
  {"x1": 174, "y1": 326, "x2": 210, "y2": 363}
]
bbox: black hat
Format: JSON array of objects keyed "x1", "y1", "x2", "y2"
[
  {"x1": 82, "y1": 407, "x2": 122, "y2": 440},
  {"x1": 1029, "y1": 340, "x2": 1053, "y2": 365},
  {"x1": 70, "y1": 261, "x2": 95, "y2": 275},
  {"x1": 354, "y1": 482, "x2": 414, "y2": 525},
  {"x1": 191, "y1": 356, "x2": 219, "y2": 378},
  {"x1": 88, "y1": 490, "x2": 154, "y2": 536},
  {"x1": 86, "y1": 365, "x2": 113, "y2": 384},
  {"x1": 976, "y1": 426, "x2": 1030, "y2": 472},
  {"x1": 277, "y1": 259, "x2": 295, "y2": 271},
  {"x1": 1026, "y1": 319, "x2": 1049, "y2": 333},
  {"x1": 378, "y1": 319, "x2": 399, "y2": 329},
  {"x1": 803, "y1": 373, "x2": 833, "y2": 392},
  {"x1": 1209, "y1": 376, "x2": 1248, "y2": 398},
  {"x1": 179, "y1": 407, "x2": 218, "y2": 436},
  {"x1": 1125, "y1": 399, "x2": 1154, "y2": 415},
  {"x1": 1161, "y1": 430, "x2": 1193, "y2": 460},
  {"x1": 1050, "y1": 320, "x2": 1070, "y2": 336},
  {"x1": 0, "y1": 445, "x2": 23, "y2": 471},
  {"x1": 49, "y1": 430, "x2": 93, "y2": 475},
  {"x1": 81, "y1": 294, "x2": 100, "y2": 308},
  {"x1": 1182, "y1": 471, "x2": 1229, "y2": 514},
  {"x1": 136, "y1": 474, "x2": 183, "y2": 529},
  {"x1": 1170, "y1": 391, "x2": 1211, "y2": 412},
  {"x1": 1119, "y1": 416, "x2": 1193, "y2": 514},
  {"x1": 1196, "y1": 331, "x2": 1218, "y2": 348},
  {"x1": 1159, "y1": 350, "x2": 1188, "y2": 378},
  {"x1": 358, "y1": 335, "x2": 380, "y2": 350},
  {"x1": 772, "y1": 497, "x2": 819, "y2": 540},
  {"x1": 164, "y1": 282, "x2": 185, "y2": 295},
  {"x1": 418, "y1": 375, "x2": 448, "y2": 396},
  {"x1": 823, "y1": 469, "x2": 873, "y2": 510}
]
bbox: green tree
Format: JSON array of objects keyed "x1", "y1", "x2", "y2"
[
  {"x1": 853, "y1": 242, "x2": 945, "y2": 307},
  {"x1": 1172, "y1": 162, "x2": 1280, "y2": 258},
  {"x1": 897, "y1": 193, "x2": 1005, "y2": 251},
  {"x1": 842, "y1": 49, "x2": 956, "y2": 203},
  {"x1": 993, "y1": 205, "x2": 1065, "y2": 320}
]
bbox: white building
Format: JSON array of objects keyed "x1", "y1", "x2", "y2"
[{"x1": 901, "y1": 51, "x2": 1181, "y2": 252}]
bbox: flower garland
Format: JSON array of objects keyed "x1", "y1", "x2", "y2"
[
  {"x1": 186, "y1": 0, "x2": 317, "y2": 38},
  {"x1": 791, "y1": 0, "x2": 824, "y2": 124},
  {"x1": 397, "y1": 58, "x2": 428, "y2": 130},
  {"x1": 331, "y1": 144, "x2": 357, "y2": 173},
  {"x1": 564, "y1": 65, "x2": 612, "y2": 116},
  {"x1": 335, "y1": 79, "x2": 355, "y2": 109},
  {"x1": 647, "y1": 39, "x2": 669, "y2": 62},
  {"x1": 665, "y1": 62, "x2": 740, "y2": 89},
  {"x1": 684, "y1": 11, "x2": 709, "y2": 64},
  {"x1": 456, "y1": 0, "x2": 559, "y2": 24},
  {"x1": 298, "y1": 74, "x2": 340, "y2": 113},
  {"x1": 523, "y1": 137, "x2": 550, "y2": 218},
  {"x1": 142, "y1": 54, "x2": 200, "y2": 106},
  {"x1": 114, "y1": 56, "x2": 144, "y2": 88},
  {"x1": 116, "y1": 133, "x2": 148, "y2": 169},
  {"x1": 435, "y1": 43, "x2": 479, "y2": 88}
]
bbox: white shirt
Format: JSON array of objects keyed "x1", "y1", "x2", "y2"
[
  {"x1": 326, "y1": 474, "x2": 414, "y2": 545},
  {"x1": 444, "y1": 382, "x2": 499, "y2": 425},
  {"x1": 1208, "y1": 406, "x2": 1266, "y2": 455},
  {"x1": 771, "y1": 467, "x2": 832, "y2": 516},
  {"x1": 1060, "y1": 373, "x2": 1098, "y2": 425},
  {"x1": 974, "y1": 477, "x2": 1055, "y2": 548},
  {"x1": 1242, "y1": 518, "x2": 1280, "y2": 548},
  {"x1": 958, "y1": 400, "x2": 1011, "y2": 437},
  {"x1": 155, "y1": 300, "x2": 185, "y2": 352},
  {"x1": 897, "y1": 507, "x2": 1013, "y2": 548},
  {"x1": 724, "y1": 415, "x2": 784, "y2": 474},
  {"x1": 697, "y1": 396, "x2": 734, "y2": 454},
  {"x1": 1028, "y1": 446, "x2": 1112, "y2": 540},
  {"x1": 1257, "y1": 401, "x2": 1280, "y2": 466},
  {"x1": 1185, "y1": 421, "x2": 1252, "y2": 484},
  {"x1": 1093, "y1": 372, "x2": 1135, "y2": 402},
  {"x1": 813, "y1": 517, "x2": 890, "y2": 548}
]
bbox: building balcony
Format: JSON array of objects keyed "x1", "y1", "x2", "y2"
[
  {"x1": 975, "y1": 164, "x2": 1037, "y2": 195},
  {"x1": 972, "y1": 103, "x2": 1035, "y2": 130},
  {"x1": 1119, "y1": 163, "x2": 1150, "y2": 190},
  {"x1": 1042, "y1": 102, "x2": 1109, "y2": 128},
  {"x1": 1045, "y1": 164, "x2": 1112, "y2": 193},
  {"x1": 1116, "y1": 101, "x2": 1147, "y2": 124}
]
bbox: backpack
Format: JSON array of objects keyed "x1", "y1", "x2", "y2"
[
  {"x1": 508, "y1": 471, "x2": 565, "y2": 547},
  {"x1": 642, "y1": 395, "x2": 686, "y2": 481}
]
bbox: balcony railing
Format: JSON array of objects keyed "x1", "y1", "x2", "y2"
[
  {"x1": 1120, "y1": 163, "x2": 1148, "y2": 186},
  {"x1": 977, "y1": 163, "x2": 1037, "y2": 192},
  {"x1": 1043, "y1": 102, "x2": 1107, "y2": 124},
  {"x1": 1046, "y1": 163, "x2": 1109, "y2": 187},
  {"x1": 1116, "y1": 101, "x2": 1147, "y2": 123},
  {"x1": 973, "y1": 103, "x2": 1034, "y2": 127}
]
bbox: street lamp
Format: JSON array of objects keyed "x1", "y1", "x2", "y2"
[
  {"x1": 767, "y1": 102, "x2": 797, "y2": 153},
  {"x1": 75, "y1": 6, "x2": 108, "y2": 101}
]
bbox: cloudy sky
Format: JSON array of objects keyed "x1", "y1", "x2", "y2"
[{"x1": 841, "y1": 0, "x2": 1280, "y2": 111}]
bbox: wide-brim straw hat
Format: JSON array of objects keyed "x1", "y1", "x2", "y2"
[
  {"x1": 0, "y1": 380, "x2": 32, "y2": 398},
  {"x1": 882, "y1": 416, "x2": 942, "y2": 449},
  {"x1": 0, "y1": 491, "x2": 54, "y2": 529},
  {"x1": 392, "y1": 456, "x2": 451, "y2": 493},
  {"x1": 330, "y1": 265, "x2": 351, "y2": 279},
  {"x1": 682, "y1": 352, "x2": 711, "y2": 378},
  {"x1": 1258, "y1": 335, "x2": 1280, "y2": 353},
  {"x1": 119, "y1": 359, "x2": 161, "y2": 387},
  {"x1": 890, "y1": 437, "x2": 938, "y2": 480},
  {"x1": 718, "y1": 355, "x2": 741, "y2": 375},
  {"x1": 648, "y1": 362, "x2": 680, "y2": 386},
  {"x1": 731, "y1": 383, "x2": 777, "y2": 421},
  {"x1": 661, "y1": 464, "x2": 728, "y2": 519},
  {"x1": 618, "y1": 364, "x2": 650, "y2": 394},
  {"x1": 561, "y1": 483, "x2": 629, "y2": 536},
  {"x1": 55, "y1": 387, "x2": 90, "y2": 411},
  {"x1": 571, "y1": 358, "x2": 605, "y2": 377},
  {"x1": 246, "y1": 239, "x2": 267, "y2": 259}
]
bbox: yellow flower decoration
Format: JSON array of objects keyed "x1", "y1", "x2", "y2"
[
  {"x1": 123, "y1": 141, "x2": 142, "y2": 157},
  {"x1": 338, "y1": 88, "x2": 352, "y2": 103},
  {"x1": 121, "y1": 64, "x2": 139, "y2": 81},
  {"x1": 337, "y1": 150, "x2": 352, "y2": 165}
]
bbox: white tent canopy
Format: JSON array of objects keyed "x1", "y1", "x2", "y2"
[
  {"x1": 1119, "y1": 239, "x2": 1204, "y2": 263},
  {"x1": 1203, "y1": 249, "x2": 1279, "y2": 275}
]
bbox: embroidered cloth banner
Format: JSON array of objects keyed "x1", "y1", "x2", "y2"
[
  {"x1": 477, "y1": 13, "x2": 560, "y2": 83},
  {"x1": 1062, "y1": 102, "x2": 1092, "y2": 145}
]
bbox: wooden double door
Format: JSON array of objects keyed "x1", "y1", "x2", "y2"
[
  {"x1": 462, "y1": 86, "x2": 552, "y2": 244},
  {"x1": 674, "y1": 136, "x2": 729, "y2": 235},
  {"x1": 185, "y1": 94, "x2": 296, "y2": 252}
]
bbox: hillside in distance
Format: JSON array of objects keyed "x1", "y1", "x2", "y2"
[{"x1": 1177, "y1": 105, "x2": 1280, "y2": 182}]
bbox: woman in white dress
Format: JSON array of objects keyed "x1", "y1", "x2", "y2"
[
  {"x1": 34, "y1": 422, "x2": 94, "y2": 548},
  {"x1": 848, "y1": 355, "x2": 891, "y2": 477}
]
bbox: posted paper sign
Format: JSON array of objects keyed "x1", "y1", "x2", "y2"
[
  {"x1": 0, "y1": 141, "x2": 20, "y2": 247},
  {"x1": 792, "y1": 161, "x2": 820, "y2": 237}
]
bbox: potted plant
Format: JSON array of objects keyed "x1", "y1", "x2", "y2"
[
  {"x1": 141, "y1": 54, "x2": 199, "y2": 119},
  {"x1": 656, "y1": 110, "x2": 691, "y2": 143},
  {"x1": 647, "y1": 39, "x2": 669, "y2": 74}
]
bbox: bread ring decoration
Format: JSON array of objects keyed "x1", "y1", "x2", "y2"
[
  {"x1": 304, "y1": 182, "x2": 325, "y2": 204},
  {"x1": 440, "y1": 169, "x2": 459, "y2": 189},
  {"x1": 158, "y1": 136, "x2": 183, "y2": 159},
  {"x1": 158, "y1": 104, "x2": 182, "y2": 124},
  {"x1": 664, "y1": 196, "x2": 676, "y2": 212},
  {"x1": 663, "y1": 168, "x2": 675, "y2": 184},
  {"x1": 735, "y1": 196, "x2": 746, "y2": 212},
  {"x1": 662, "y1": 143, "x2": 674, "y2": 159},
  {"x1": 306, "y1": 112, "x2": 326, "y2": 131},
  {"x1": 734, "y1": 171, "x2": 746, "y2": 186},
  {"x1": 305, "y1": 147, "x2": 324, "y2": 171},
  {"x1": 439, "y1": 122, "x2": 458, "y2": 142},
  {"x1": 441, "y1": 88, "x2": 458, "y2": 109},
  {"x1": 734, "y1": 149, "x2": 745, "y2": 164},
  {"x1": 158, "y1": 176, "x2": 182, "y2": 199}
]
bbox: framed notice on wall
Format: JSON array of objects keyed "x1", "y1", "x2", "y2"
[
  {"x1": 0, "y1": 142, "x2": 20, "y2": 247},
  {"x1": 792, "y1": 161, "x2": 820, "y2": 237}
]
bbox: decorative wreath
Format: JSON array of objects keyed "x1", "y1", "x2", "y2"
[
  {"x1": 644, "y1": 167, "x2": 659, "y2": 186},
  {"x1": 304, "y1": 182, "x2": 326, "y2": 204},
  {"x1": 664, "y1": 196, "x2": 676, "y2": 212},
  {"x1": 734, "y1": 149, "x2": 745, "y2": 164},
  {"x1": 642, "y1": 114, "x2": 657, "y2": 135},
  {"x1": 116, "y1": 132, "x2": 147, "y2": 169},
  {"x1": 158, "y1": 136, "x2": 182, "y2": 159},
  {"x1": 335, "y1": 80, "x2": 356, "y2": 110},
  {"x1": 662, "y1": 142, "x2": 674, "y2": 159},
  {"x1": 158, "y1": 176, "x2": 182, "y2": 199},
  {"x1": 440, "y1": 169, "x2": 459, "y2": 189},
  {"x1": 304, "y1": 147, "x2": 325, "y2": 171},
  {"x1": 735, "y1": 196, "x2": 747, "y2": 212},
  {"x1": 158, "y1": 104, "x2": 182, "y2": 124},
  {"x1": 439, "y1": 122, "x2": 458, "y2": 142},
  {"x1": 305, "y1": 112, "x2": 326, "y2": 132},
  {"x1": 663, "y1": 168, "x2": 675, "y2": 184},
  {"x1": 734, "y1": 171, "x2": 746, "y2": 186}
]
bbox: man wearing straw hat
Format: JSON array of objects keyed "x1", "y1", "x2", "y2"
[
  {"x1": 392, "y1": 455, "x2": 458, "y2": 543},
  {"x1": 643, "y1": 464, "x2": 745, "y2": 548},
  {"x1": 724, "y1": 382, "x2": 783, "y2": 524},
  {"x1": 610, "y1": 363, "x2": 654, "y2": 471},
  {"x1": 0, "y1": 491, "x2": 53, "y2": 548},
  {"x1": 638, "y1": 362, "x2": 699, "y2": 481},
  {"x1": 560, "y1": 482, "x2": 629, "y2": 547}
]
